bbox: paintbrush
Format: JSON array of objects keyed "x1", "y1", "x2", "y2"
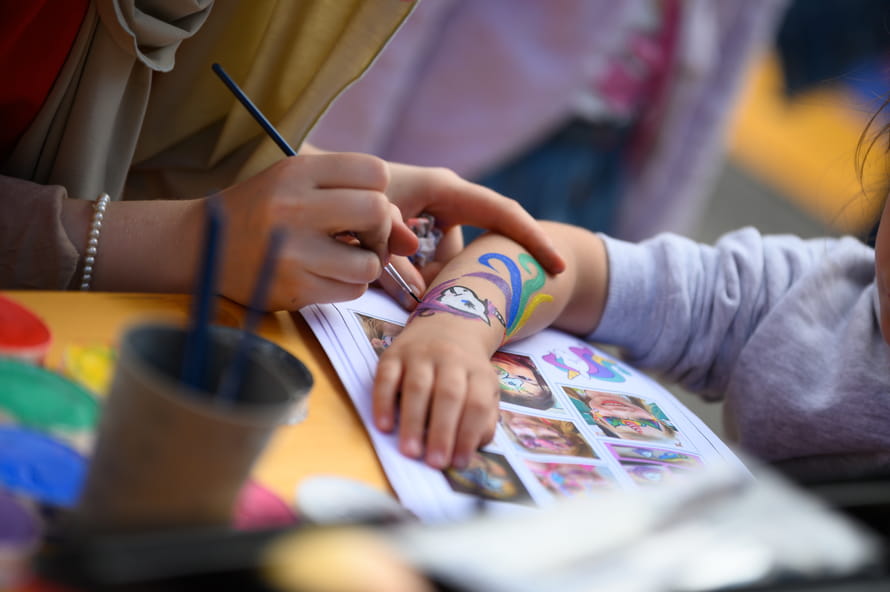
[
  {"x1": 181, "y1": 197, "x2": 225, "y2": 390},
  {"x1": 211, "y1": 63, "x2": 421, "y2": 304},
  {"x1": 217, "y1": 227, "x2": 286, "y2": 403}
]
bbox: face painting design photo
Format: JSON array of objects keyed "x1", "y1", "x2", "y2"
[
  {"x1": 499, "y1": 410, "x2": 596, "y2": 458},
  {"x1": 491, "y1": 351, "x2": 556, "y2": 410},
  {"x1": 606, "y1": 444, "x2": 702, "y2": 469},
  {"x1": 525, "y1": 460, "x2": 616, "y2": 498},
  {"x1": 622, "y1": 462, "x2": 690, "y2": 487},
  {"x1": 356, "y1": 313, "x2": 404, "y2": 357},
  {"x1": 565, "y1": 388, "x2": 681, "y2": 446},
  {"x1": 443, "y1": 450, "x2": 532, "y2": 504}
]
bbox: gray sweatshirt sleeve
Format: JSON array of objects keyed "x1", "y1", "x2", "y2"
[{"x1": 589, "y1": 227, "x2": 851, "y2": 398}]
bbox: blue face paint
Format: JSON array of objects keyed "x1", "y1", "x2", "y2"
[{"x1": 0, "y1": 426, "x2": 87, "y2": 507}]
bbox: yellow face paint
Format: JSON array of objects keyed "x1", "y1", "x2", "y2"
[{"x1": 62, "y1": 343, "x2": 117, "y2": 396}]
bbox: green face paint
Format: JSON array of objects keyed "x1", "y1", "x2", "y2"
[{"x1": 0, "y1": 358, "x2": 99, "y2": 433}]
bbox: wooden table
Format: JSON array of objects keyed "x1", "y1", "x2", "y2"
[{"x1": 1, "y1": 291, "x2": 391, "y2": 505}]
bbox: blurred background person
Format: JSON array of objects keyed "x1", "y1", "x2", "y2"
[{"x1": 308, "y1": 0, "x2": 789, "y2": 242}]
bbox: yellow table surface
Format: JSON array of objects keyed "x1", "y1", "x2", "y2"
[{"x1": 0, "y1": 290, "x2": 391, "y2": 505}]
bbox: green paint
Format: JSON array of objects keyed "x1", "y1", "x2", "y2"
[{"x1": 0, "y1": 358, "x2": 99, "y2": 432}]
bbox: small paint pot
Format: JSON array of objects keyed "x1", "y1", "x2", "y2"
[
  {"x1": 0, "y1": 358, "x2": 99, "y2": 452},
  {"x1": 0, "y1": 295, "x2": 52, "y2": 365}
]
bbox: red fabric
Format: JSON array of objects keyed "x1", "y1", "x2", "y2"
[{"x1": 0, "y1": 0, "x2": 89, "y2": 160}]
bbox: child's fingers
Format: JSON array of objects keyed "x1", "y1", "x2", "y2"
[
  {"x1": 372, "y1": 357, "x2": 404, "y2": 433},
  {"x1": 450, "y1": 370, "x2": 500, "y2": 469},
  {"x1": 398, "y1": 363, "x2": 435, "y2": 460},
  {"x1": 423, "y1": 367, "x2": 467, "y2": 469}
]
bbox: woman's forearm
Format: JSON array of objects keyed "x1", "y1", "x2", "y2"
[{"x1": 61, "y1": 197, "x2": 203, "y2": 293}]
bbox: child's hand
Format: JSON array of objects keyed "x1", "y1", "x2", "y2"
[
  {"x1": 383, "y1": 162, "x2": 566, "y2": 275},
  {"x1": 372, "y1": 323, "x2": 500, "y2": 470}
]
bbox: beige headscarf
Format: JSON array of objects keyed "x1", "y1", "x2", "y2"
[{"x1": 1, "y1": 0, "x2": 414, "y2": 202}]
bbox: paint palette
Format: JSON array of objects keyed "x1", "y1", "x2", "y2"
[
  {"x1": 0, "y1": 351, "x2": 298, "y2": 524},
  {"x1": 0, "y1": 358, "x2": 97, "y2": 509},
  {"x1": 0, "y1": 361, "x2": 94, "y2": 590}
]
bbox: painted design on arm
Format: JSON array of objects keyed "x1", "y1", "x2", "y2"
[
  {"x1": 471, "y1": 252, "x2": 553, "y2": 338},
  {"x1": 412, "y1": 280, "x2": 506, "y2": 328},
  {"x1": 412, "y1": 252, "x2": 552, "y2": 340}
]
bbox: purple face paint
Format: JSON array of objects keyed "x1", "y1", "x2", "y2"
[
  {"x1": 0, "y1": 426, "x2": 87, "y2": 507},
  {"x1": 413, "y1": 279, "x2": 506, "y2": 328},
  {"x1": 0, "y1": 491, "x2": 41, "y2": 545},
  {"x1": 0, "y1": 491, "x2": 42, "y2": 589}
]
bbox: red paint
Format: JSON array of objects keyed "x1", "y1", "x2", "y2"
[{"x1": 0, "y1": 295, "x2": 51, "y2": 365}]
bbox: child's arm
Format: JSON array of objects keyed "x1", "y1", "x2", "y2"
[{"x1": 372, "y1": 221, "x2": 608, "y2": 469}]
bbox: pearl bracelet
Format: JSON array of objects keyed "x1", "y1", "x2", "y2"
[{"x1": 79, "y1": 193, "x2": 110, "y2": 291}]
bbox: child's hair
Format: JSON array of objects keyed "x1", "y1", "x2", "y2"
[{"x1": 854, "y1": 94, "x2": 890, "y2": 245}]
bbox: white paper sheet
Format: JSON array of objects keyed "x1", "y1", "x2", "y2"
[{"x1": 302, "y1": 288, "x2": 749, "y2": 524}]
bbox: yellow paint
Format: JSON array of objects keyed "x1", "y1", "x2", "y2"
[
  {"x1": 62, "y1": 343, "x2": 117, "y2": 397},
  {"x1": 509, "y1": 293, "x2": 553, "y2": 337}
]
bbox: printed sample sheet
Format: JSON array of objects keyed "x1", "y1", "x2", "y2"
[{"x1": 302, "y1": 289, "x2": 749, "y2": 524}]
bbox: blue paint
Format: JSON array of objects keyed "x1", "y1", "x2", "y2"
[
  {"x1": 0, "y1": 426, "x2": 86, "y2": 507},
  {"x1": 478, "y1": 253, "x2": 522, "y2": 323}
]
